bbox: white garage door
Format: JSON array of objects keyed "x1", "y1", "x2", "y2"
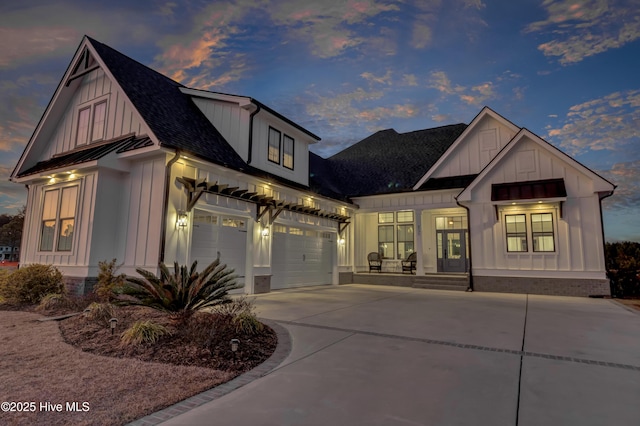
[
  {"x1": 271, "y1": 225, "x2": 334, "y2": 290},
  {"x1": 190, "y1": 210, "x2": 247, "y2": 286}
]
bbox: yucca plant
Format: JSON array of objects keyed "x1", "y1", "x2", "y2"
[{"x1": 116, "y1": 259, "x2": 240, "y2": 313}]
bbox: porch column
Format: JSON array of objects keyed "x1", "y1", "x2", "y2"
[{"x1": 415, "y1": 209, "x2": 424, "y2": 275}]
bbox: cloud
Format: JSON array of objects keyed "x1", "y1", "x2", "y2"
[
  {"x1": 271, "y1": 0, "x2": 399, "y2": 58},
  {"x1": 0, "y1": 27, "x2": 77, "y2": 69},
  {"x1": 428, "y1": 70, "x2": 497, "y2": 105},
  {"x1": 525, "y1": 0, "x2": 640, "y2": 65},
  {"x1": 360, "y1": 70, "x2": 393, "y2": 85},
  {"x1": 546, "y1": 90, "x2": 640, "y2": 154}
]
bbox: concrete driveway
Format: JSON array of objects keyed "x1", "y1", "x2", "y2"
[{"x1": 158, "y1": 284, "x2": 640, "y2": 426}]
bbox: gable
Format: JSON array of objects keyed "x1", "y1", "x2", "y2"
[
  {"x1": 11, "y1": 40, "x2": 158, "y2": 179},
  {"x1": 413, "y1": 107, "x2": 519, "y2": 189},
  {"x1": 457, "y1": 130, "x2": 615, "y2": 203}
]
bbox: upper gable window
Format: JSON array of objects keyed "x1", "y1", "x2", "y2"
[
  {"x1": 283, "y1": 135, "x2": 294, "y2": 170},
  {"x1": 268, "y1": 127, "x2": 281, "y2": 164},
  {"x1": 76, "y1": 98, "x2": 108, "y2": 146}
]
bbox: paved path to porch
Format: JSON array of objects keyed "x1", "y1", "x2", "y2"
[{"x1": 160, "y1": 284, "x2": 640, "y2": 426}]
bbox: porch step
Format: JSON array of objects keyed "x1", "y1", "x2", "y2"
[{"x1": 412, "y1": 275, "x2": 469, "y2": 292}]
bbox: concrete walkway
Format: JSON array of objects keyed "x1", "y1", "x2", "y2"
[{"x1": 158, "y1": 284, "x2": 640, "y2": 425}]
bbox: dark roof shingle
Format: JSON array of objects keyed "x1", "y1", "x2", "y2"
[
  {"x1": 87, "y1": 37, "x2": 248, "y2": 171},
  {"x1": 310, "y1": 124, "x2": 467, "y2": 197}
]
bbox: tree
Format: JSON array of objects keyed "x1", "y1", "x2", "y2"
[{"x1": 0, "y1": 206, "x2": 25, "y2": 262}]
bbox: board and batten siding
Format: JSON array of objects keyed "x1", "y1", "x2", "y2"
[
  {"x1": 250, "y1": 114, "x2": 311, "y2": 187},
  {"x1": 43, "y1": 68, "x2": 151, "y2": 160},
  {"x1": 467, "y1": 137, "x2": 607, "y2": 277},
  {"x1": 191, "y1": 97, "x2": 250, "y2": 161},
  {"x1": 431, "y1": 115, "x2": 516, "y2": 179},
  {"x1": 121, "y1": 156, "x2": 166, "y2": 273}
]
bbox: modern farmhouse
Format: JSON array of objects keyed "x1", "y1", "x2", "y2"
[{"x1": 10, "y1": 36, "x2": 615, "y2": 296}]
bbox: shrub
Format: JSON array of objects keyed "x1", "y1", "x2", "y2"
[
  {"x1": 233, "y1": 311, "x2": 264, "y2": 335},
  {"x1": 36, "y1": 293, "x2": 75, "y2": 312},
  {"x1": 0, "y1": 264, "x2": 64, "y2": 304},
  {"x1": 115, "y1": 259, "x2": 240, "y2": 315},
  {"x1": 85, "y1": 302, "x2": 116, "y2": 326},
  {"x1": 605, "y1": 242, "x2": 640, "y2": 298},
  {"x1": 121, "y1": 320, "x2": 171, "y2": 345},
  {"x1": 93, "y1": 259, "x2": 127, "y2": 302},
  {"x1": 0, "y1": 269, "x2": 10, "y2": 304},
  {"x1": 211, "y1": 296, "x2": 255, "y2": 316}
]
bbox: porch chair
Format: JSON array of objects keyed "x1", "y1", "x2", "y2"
[
  {"x1": 401, "y1": 252, "x2": 417, "y2": 274},
  {"x1": 368, "y1": 252, "x2": 382, "y2": 273}
]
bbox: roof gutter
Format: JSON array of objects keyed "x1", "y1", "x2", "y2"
[
  {"x1": 455, "y1": 196, "x2": 474, "y2": 292},
  {"x1": 247, "y1": 103, "x2": 261, "y2": 165},
  {"x1": 159, "y1": 150, "x2": 181, "y2": 264}
]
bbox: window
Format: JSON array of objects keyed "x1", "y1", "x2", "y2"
[
  {"x1": 505, "y1": 214, "x2": 527, "y2": 252},
  {"x1": 283, "y1": 135, "x2": 294, "y2": 169},
  {"x1": 40, "y1": 186, "x2": 78, "y2": 252},
  {"x1": 531, "y1": 213, "x2": 555, "y2": 252},
  {"x1": 76, "y1": 99, "x2": 108, "y2": 146},
  {"x1": 76, "y1": 107, "x2": 91, "y2": 145},
  {"x1": 397, "y1": 224, "x2": 414, "y2": 260},
  {"x1": 378, "y1": 225, "x2": 394, "y2": 259},
  {"x1": 268, "y1": 127, "x2": 281, "y2": 164},
  {"x1": 377, "y1": 211, "x2": 414, "y2": 259},
  {"x1": 92, "y1": 101, "x2": 107, "y2": 141}
]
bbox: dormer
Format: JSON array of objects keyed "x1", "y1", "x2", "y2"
[{"x1": 180, "y1": 88, "x2": 320, "y2": 187}]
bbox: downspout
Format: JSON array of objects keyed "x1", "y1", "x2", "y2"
[
  {"x1": 247, "y1": 102, "x2": 261, "y2": 165},
  {"x1": 159, "y1": 150, "x2": 181, "y2": 264},
  {"x1": 455, "y1": 196, "x2": 474, "y2": 292},
  {"x1": 598, "y1": 188, "x2": 616, "y2": 291}
]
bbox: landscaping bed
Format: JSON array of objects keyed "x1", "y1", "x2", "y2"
[{"x1": 0, "y1": 302, "x2": 277, "y2": 426}]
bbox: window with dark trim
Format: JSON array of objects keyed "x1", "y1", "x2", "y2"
[
  {"x1": 505, "y1": 214, "x2": 527, "y2": 252},
  {"x1": 531, "y1": 213, "x2": 555, "y2": 252},
  {"x1": 377, "y1": 211, "x2": 414, "y2": 259},
  {"x1": 40, "y1": 186, "x2": 78, "y2": 252},
  {"x1": 76, "y1": 99, "x2": 108, "y2": 146},
  {"x1": 268, "y1": 127, "x2": 281, "y2": 164},
  {"x1": 283, "y1": 134, "x2": 294, "y2": 169}
]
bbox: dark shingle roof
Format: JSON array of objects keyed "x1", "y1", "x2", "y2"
[
  {"x1": 87, "y1": 37, "x2": 247, "y2": 171},
  {"x1": 418, "y1": 174, "x2": 478, "y2": 191},
  {"x1": 18, "y1": 134, "x2": 152, "y2": 177},
  {"x1": 311, "y1": 124, "x2": 467, "y2": 197}
]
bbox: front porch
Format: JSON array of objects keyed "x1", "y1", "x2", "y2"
[{"x1": 343, "y1": 272, "x2": 470, "y2": 291}]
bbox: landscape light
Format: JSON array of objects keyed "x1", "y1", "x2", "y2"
[
  {"x1": 231, "y1": 338, "x2": 239, "y2": 352},
  {"x1": 109, "y1": 318, "x2": 118, "y2": 335}
]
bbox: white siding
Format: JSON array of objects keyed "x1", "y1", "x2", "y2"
[
  {"x1": 122, "y1": 156, "x2": 166, "y2": 272},
  {"x1": 431, "y1": 115, "x2": 516, "y2": 179},
  {"x1": 466, "y1": 136, "x2": 607, "y2": 278},
  {"x1": 43, "y1": 68, "x2": 151, "y2": 160},
  {"x1": 191, "y1": 98, "x2": 250, "y2": 161},
  {"x1": 250, "y1": 114, "x2": 311, "y2": 186}
]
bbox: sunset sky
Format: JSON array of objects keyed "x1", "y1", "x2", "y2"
[{"x1": 1, "y1": 0, "x2": 638, "y2": 241}]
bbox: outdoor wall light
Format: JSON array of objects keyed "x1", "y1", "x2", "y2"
[
  {"x1": 338, "y1": 237, "x2": 345, "y2": 245},
  {"x1": 231, "y1": 338, "x2": 240, "y2": 352},
  {"x1": 261, "y1": 226, "x2": 270, "y2": 237},
  {"x1": 109, "y1": 318, "x2": 118, "y2": 335},
  {"x1": 177, "y1": 210, "x2": 188, "y2": 228}
]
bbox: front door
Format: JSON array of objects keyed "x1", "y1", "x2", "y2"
[{"x1": 436, "y1": 230, "x2": 467, "y2": 273}]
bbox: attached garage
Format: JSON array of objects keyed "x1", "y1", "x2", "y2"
[
  {"x1": 190, "y1": 209, "x2": 248, "y2": 286},
  {"x1": 271, "y1": 225, "x2": 334, "y2": 290}
]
